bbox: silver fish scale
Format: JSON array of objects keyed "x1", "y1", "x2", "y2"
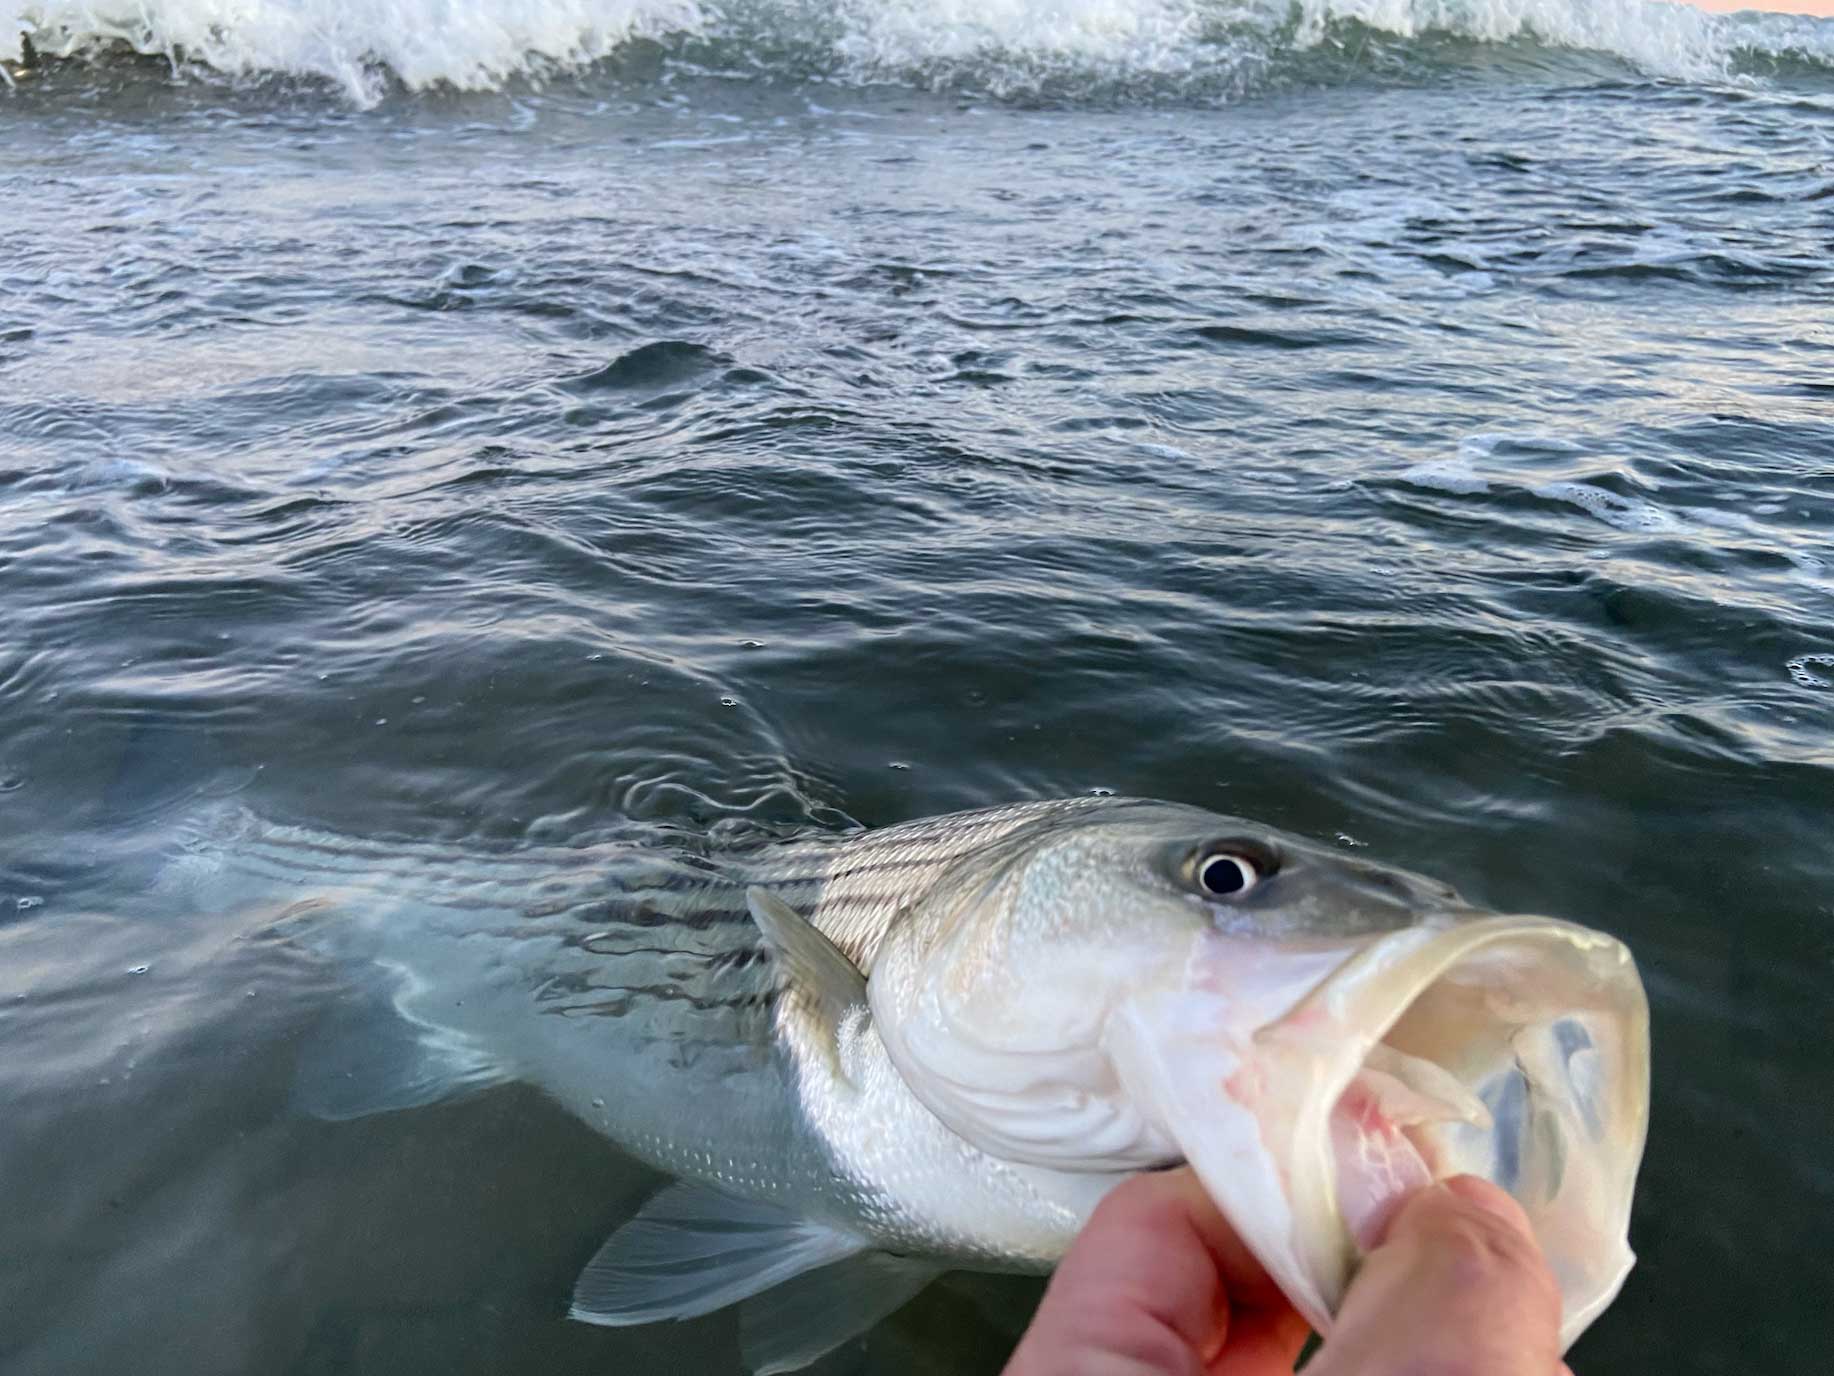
[
  {"x1": 519, "y1": 797, "x2": 1113, "y2": 1041},
  {"x1": 743, "y1": 795, "x2": 1119, "y2": 970}
]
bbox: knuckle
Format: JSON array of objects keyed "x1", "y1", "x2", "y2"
[
  {"x1": 1089, "y1": 1172, "x2": 1182, "y2": 1232},
  {"x1": 1434, "y1": 1212, "x2": 1537, "y2": 1281},
  {"x1": 1424, "y1": 1212, "x2": 1564, "y2": 1332},
  {"x1": 1103, "y1": 1322, "x2": 1204, "y2": 1376}
]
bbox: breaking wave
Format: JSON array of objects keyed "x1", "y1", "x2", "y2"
[{"x1": 3, "y1": 0, "x2": 1832, "y2": 103}]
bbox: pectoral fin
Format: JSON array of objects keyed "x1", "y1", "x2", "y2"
[
  {"x1": 571, "y1": 1182, "x2": 869, "y2": 1327},
  {"x1": 745, "y1": 886, "x2": 867, "y2": 1023}
]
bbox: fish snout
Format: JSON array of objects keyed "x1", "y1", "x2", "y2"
[{"x1": 1314, "y1": 859, "x2": 1469, "y2": 929}]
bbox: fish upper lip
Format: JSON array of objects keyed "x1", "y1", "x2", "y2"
[{"x1": 1257, "y1": 913, "x2": 1633, "y2": 1045}]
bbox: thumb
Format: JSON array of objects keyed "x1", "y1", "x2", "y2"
[{"x1": 1306, "y1": 1176, "x2": 1565, "y2": 1376}]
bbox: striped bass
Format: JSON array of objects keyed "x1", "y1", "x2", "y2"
[{"x1": 167, "y1": 795, "x2": 1648, "y2": 1372}]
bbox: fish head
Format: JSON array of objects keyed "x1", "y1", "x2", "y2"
[{"x1": 867, "y1": 799, "x2": 1648, "y2": 1350}]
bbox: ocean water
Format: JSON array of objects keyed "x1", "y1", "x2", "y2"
[{"x1": 3, "y1": 1, "x2": 1832, "y2": 1373}]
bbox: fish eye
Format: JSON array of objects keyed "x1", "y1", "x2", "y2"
[{"x1": 1190, "y1": 841, "x2": 1277, "y2": 900}]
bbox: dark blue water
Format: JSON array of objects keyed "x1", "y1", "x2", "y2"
[{"x1": 3, "y1": 10, "x2": 1833, "y2": 1374}]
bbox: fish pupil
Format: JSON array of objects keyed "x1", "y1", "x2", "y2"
[{"x1": 1199, "y1": 855, "x2": 1252, "y2": 895}]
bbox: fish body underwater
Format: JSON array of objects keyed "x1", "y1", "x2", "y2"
[{"x1": 166, "y1": 795, "x2": 1649, "y2": 1373}]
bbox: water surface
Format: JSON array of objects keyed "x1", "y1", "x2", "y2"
[{"x1": 3, "y1": 3, "x2": 1833, "y2": 1373}]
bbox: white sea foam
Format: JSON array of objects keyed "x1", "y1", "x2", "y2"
[
  {"x1": 64, "y1": 456, "x2": 172, "y2": 494},
  {"x1": 1398, "y1": 435, "x2": 1834, "y2": 590},
  {"x1": 1396, "y1": 432, "x2": 1514, "y2": 496},
  {"x1": 1530, "y1": 480, "x2": 1683, "y2": 533},
  {"x1": 1397, "y1": 459, "x2": 1489, "y2": 495},
  {"x1": 1400, "y1": 433, "x2": 1689, "y2": 532},
  {"x1": 1786, "y1": 654, "x2": 1834, "y2": 688},
  {"x1": 1288, "y1": 0, "x2": 1792, "y2": 83},
  {"x1": 6, "y1": 0, "x2": 714, "y2": 99},
  {"x1": 4, "y1": 0, "x2": 1831, "y2": 102}
]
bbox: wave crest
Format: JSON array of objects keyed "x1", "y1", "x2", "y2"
[{"x1": 5, "y1": 0, "x2": 1832, "y2": 103}]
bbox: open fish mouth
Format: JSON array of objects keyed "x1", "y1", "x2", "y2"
[{"x1": 1110, "y1": 914, "x2": 1649, "y2": 1350}]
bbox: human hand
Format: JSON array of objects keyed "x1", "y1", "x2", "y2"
[
  {"x1": 1001, "y1": 1168, "x2": 1308, "y2": 1376},
  {"x1": 1002, "y1": 1171, "x2": 1564, "y2": 1376},
  {"x1": 1304, "y1": 1174, "x2": 1567, "y2": 1376}
]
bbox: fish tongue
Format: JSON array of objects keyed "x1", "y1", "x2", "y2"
[
  {"x1": 1319, "y1": 1043, "x2": 1500, "y2": 1249},
  {"x1": 1329, "y1": 1067, "x2": 1438, "y2": 1248}
]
